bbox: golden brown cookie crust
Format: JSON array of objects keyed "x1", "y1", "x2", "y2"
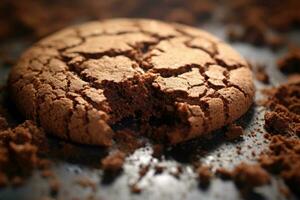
[{"x1": 9, "y1": 19, "x2": 254, "y2": 146}]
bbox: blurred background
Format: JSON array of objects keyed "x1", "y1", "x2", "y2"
[
  {"x1": 0, "y1": 0, "x2": 299, "y2": 65},
  {"x1": 0, "y1": 0, "x2": 299, "y2": 64},
  {"x1": 0, "y1": 0, "x2": 300, "y2": 41}
]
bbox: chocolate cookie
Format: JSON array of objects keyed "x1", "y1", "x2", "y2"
[{"x1": 8, "y1": 19, "x2": 254, "y2": 146}]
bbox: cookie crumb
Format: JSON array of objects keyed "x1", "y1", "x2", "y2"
[
  {"x1": 101, "y1": 151, "x2": 126, "y2": 172},
  {"x1": 130, "y1": 183, "x2": 142, "y2": 194},
  {"x1": 139, "y1": 164, "x2": 150, "y2": 179},
  {"x1": 232, "y1": 163, "x2": 270, "y2": 189},
  {"x1": 152, "y1": 144, "x2": 164, "y2": 159},
  {"x1": 114, "y1": 129, "x2": 144, "y2": 154},
  {"x1": 225, "y1": 124, "x2": 244, "y2": 141},
  {"x1": 259, "y1": 135, "x2": 300, "y2": 196},
  {"x1": 264, "y1": 77, "x2": 300, "y2": 136},
  {"x1": 0, "y1": 120, "x2": 46, "y2": 187},
  {"x1": 154, "y1": 165, "x2": 165, "y2": 175},
  {"x1": 196, "y1": 165, "x2": 213, "y2": 188},
  {"x1": 264, "y1": 111, "x2": 291, "y2": 134},
  {"x1": 170, "y1": 165, "x2": 183, "y2": 179}
]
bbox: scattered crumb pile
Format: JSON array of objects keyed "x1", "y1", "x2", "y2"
[
  {"x1": 261, "y1": 76, "x2": 300, "y2": 195},
  {"x1": 211, "y1": 76, "x2": 300, "y2": 198},
  {"x1": 0, "y1": 117, "x2": 47, "y2": 187},
  {"x1": 216, "y1": 163, "x2": 271, "y2": 190},
  {"x1": 259, "y1": 135, "x2": 300, "y2": 196},
  {"x1": 196, "y1": 165, "x2": 213, "y2": 188},
  {"x1": 216, "y1": 133, "x2": 300, "y2": 196},
  {"x1": 264, "y1": 76, "x2": 300, "y2": 136},
  {"x1": 218, "y1": 76, "x2": 300, "y2": 197},
  {"x1": 101, "y1": 151, "x2": 126, "y2": 173},
  {"x1": 225, "y1": 123, "x2": 244, "y2": 141}
]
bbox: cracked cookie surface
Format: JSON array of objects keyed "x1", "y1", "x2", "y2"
[{"x1": 8, "y1": 19, "x2": 254, "y2": 146}]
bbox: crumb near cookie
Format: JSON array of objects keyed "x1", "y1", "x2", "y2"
[
  {"x1": 152, "y1": 144, "x2": 164, "y2": 159},
  {"x1": 259, "y1": 135, "x2": 300, "y2": 196},
  {"x1": 139, "y1": 164, "x2": 150, "y2": 178},
  {"x1": 154, "y1": 164, "x2": 165, "y2": 175},
  {"x1": 114, "y1": 129, "x2": 144, "y2": 154},
  {"x1": 259, "y1": 76, "x2": 300, "y2": 196},
  {"x1": 0, "y1": 120, "x2": 46, "y2": 187},
  {"x1": 225, "y1": 123, "x2": 244, "y2": 140},
  {"x1": 101, "y1": 151, "x2": 126, "y2": 172},
  {"x1": 221, "y1": 162, "x2": 272, "y2": 199},
  {"x1": 264, "y1": 76, "x2": 300, "y2": 136},
  {"x1": 196, "y1": 165, "x2": 213, "y2": 188},
  {"x1": 130, "y1": 183, "x2": 142, "y2": 194}
]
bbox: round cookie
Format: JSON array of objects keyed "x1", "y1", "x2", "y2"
[{"x1": 9, "y1": 19, "x2": 254, "y2": 146}]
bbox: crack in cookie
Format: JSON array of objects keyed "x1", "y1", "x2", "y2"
[{"x1": 8, "y1": 19, "x2": 254, "y2": 146}]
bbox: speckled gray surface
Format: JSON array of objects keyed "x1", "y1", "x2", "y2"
[{"x1": 0, "y1": 22, "x2": 298, "y2": 200}]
